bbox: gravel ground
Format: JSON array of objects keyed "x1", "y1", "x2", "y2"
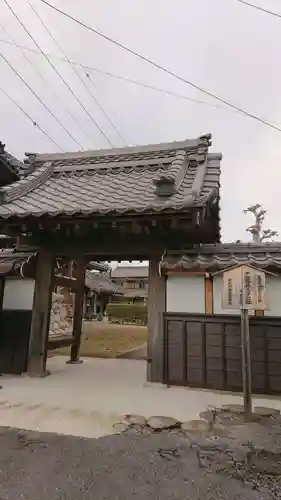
[{"x1": 0, "y1": 426, "x2": 274, "y2": 500}]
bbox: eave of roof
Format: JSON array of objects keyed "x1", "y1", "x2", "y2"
[
  {"x1": 161, "y1": 242, "x2": 281, "y2": 272},
  {"x1": 85, "y1": 271, "x2": 123, "y2": 295},
  {"x1": 111, "y1": 265, "x2": 149, "y2": 279},
  {"x1": 0, "y1": 134, "x2": 222, "y2": 219},
  {"x1": 0, "y1": 248, "x2": 36, "y2": 276}
]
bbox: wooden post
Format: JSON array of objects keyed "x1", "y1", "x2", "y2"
[
  {"x1": 241, "y1": 308, "x2": 252, "y2": 421},
  {"x1": 204, "y1": 276, "x2": 213, "y2": 314},
  {"x1": 27, "y1": 249, "x2": 54, "y2": 376},
  {"x1": 67, "y1": 259, "x2": 86, "y2": 364},
  {"x1": 147, "y1": 258, "x2": 166, "y2": 383}
]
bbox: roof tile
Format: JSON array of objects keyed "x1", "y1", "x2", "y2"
[
  {"x1": 161, "y1": 243, "x2": 281, "y2": 271},
  {"x1": 85, "y1": 271, "x2": 123, "y2": 295},
  {"x1": 0, "y1": 135, "x2": 221, "y2": 218}
]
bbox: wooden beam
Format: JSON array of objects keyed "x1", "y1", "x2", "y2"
[
  {"x1": 255, "y1": 310, "x2": 264, "y2": 317},
  {"x1": 68, "y1": 259, "x2": 86, "y2": 363},
  {"x1": 147, "y1": 258, "x2": 166, "y2": 383},
  {"x1": 205, "y1": 276, "x2": 213, "y2": 314},
  {"x1": 27, "y1": 249, "x2": 54, "y2": 376}
]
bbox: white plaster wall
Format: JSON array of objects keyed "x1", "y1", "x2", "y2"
[
  {"x1": 264, "y1": 275, "x2": 281, "y2": 317},
  {"x1": 3, "y1": 278, "x2": 35, "y2": 311},
  {"x1": 166, "y1": 276, "x2": 205, "y2": 313}
]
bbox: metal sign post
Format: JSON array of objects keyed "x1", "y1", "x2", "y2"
[{"x1": 222, "y1": 265, "x2": 267, "y2": 421}]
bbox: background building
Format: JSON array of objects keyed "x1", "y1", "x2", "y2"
[{"x1": 111, "y1": 265, "x2": 148, "y2": 303}]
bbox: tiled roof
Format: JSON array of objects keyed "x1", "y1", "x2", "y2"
[
  {"x1": 87, "y1": 261, "x2": 110, "y2": 273},
  {"x1": 0, "y1": 142, "x2": 23, "y2": 187},
  {"x1": 161, "y1": 243, "x2": 281, "y2": 271},
  {"x1": 111, "y1": 265, "x2": 148, "y2": 279},
  {"x1": 85, "y1": 271, "x2": 123, "y2": 295},
  {"x1": 0, "y1": 248, "x2": 35, "y2": 276},
  {"x1": 0, "y1": 134, "x2": 221, "y2": 218}
]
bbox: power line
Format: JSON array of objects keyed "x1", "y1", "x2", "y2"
[
  {"x1": 0, "y1": 22, "x2": 84, "y2": 150},
  {"x1": 0, "y1": 84, "x2": 63, "y2": 151},
  {"x1": 3, "y1": 0, "x2": 113, "y2": 147},
  {"x1": 3, "y1": 0, "x2": 94, "y2": 146},
  {"x1": 234, "y1": 0, "x2": 281, "y2": 19},
  {"x1": 28, "y1": 0, "x2": 126, "y2": 145},
  {"x1": 0, "y1": 50, "x2": 86, "y2": 149},
  {"x1": 83, "y1": 71, "x2": 127, "y2": 144},
  {"x1": 2, "y1": 33, "x2": 280, "y2": 128},
  {"x1": 84, "y1": 69, "x2": 224, "y2": 110},
  {"x1": 3, "y1": 34, "x2": 281, "y2": 130},
  {"x1": 0, "y1": 38, "x2": 233, "y2": 111},
  {"x1": 38, "y1": 0, "x2": 281, "y2": 134}
]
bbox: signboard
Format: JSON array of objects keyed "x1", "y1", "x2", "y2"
[
  {"x1": 221, "y1": 264, "x2": 267, "y2": 421},
  {"x1": 222, "y1": 265, "x2": 267, "y2": 311}
]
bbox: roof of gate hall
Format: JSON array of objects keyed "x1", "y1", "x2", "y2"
[
  {"x1": 161, "y1": 243, "x2": 281, "y2": 271},
  {"x1": 0, "y1": 134, "x2": 222, "y2": 219}
]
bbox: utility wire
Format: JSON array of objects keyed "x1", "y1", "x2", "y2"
[
  {"x1": 83, "y1": 72, "x2": 127, "y2": 144},
  {"x1": 0, "y1": 22, "x2": 83, "y2": 150},
  {"x1": 234, "y1": 0, "x2": 281, "y2": 19},
  {"x1": 38, "y1": 0, "x2": 281, "y2": 134},
  {"x1": 3, "y1": 35, "x2": 281, "y2": 129},
  {"x1": 3, "y1": 0, "x2": 113, "y2": 147},
  {"x1": 3, "y1": 0, "x2": 94, "y2": 147},
  {"x1": 0, "y1": 37, "x2": 227, "y2": 112},
  {"x1": 28, "y1": 0, "x2": 126, "y2": 145},
  {"x1": 0, "y1": 84, "x2": 63, "y2": 151},
  {"x1": 3, "y1": 33, "x2": 281, "y2": 130},
  {"x1": 84, "y1": 69, "x2": 224, "y2": 110},
  {"x1": 0, "y1": 51, "x2": 82, "y2": 149}
]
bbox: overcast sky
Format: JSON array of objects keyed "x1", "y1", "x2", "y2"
[{"x1": 0, "y1": 0, "x2": 280, "y2": 244}]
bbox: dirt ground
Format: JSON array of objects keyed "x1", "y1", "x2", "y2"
[
  {"x1": 54, "y1": 320, "x2": 147, "y2": 358},
  {"x1": 0, "y1": 427, "x2": 272, "y2": 500}
]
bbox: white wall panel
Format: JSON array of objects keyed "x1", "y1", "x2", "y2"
[
  {"x1": 3, "y1": 279, "x2": 35, "y2": 311},
  {"x1": 166, "y1": 276, "x2": 205, "y2": 313},
  {"x1": 264, "y1": 275, "x2": 281, "y2": 317}
]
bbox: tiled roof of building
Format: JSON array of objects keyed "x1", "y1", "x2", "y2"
[
  {"x1": 85, "y1": 271, "x2": 123, "y2": 295},
  {"x1": 161, "y1": 243, "x2": 281, "y2": 271},
  {"x1": 0, "y1": 249, "x2": 118, "y2": 291},
  {"x1": 87, "y1": 261, "x2": 110, "y2": 273},
  {"x1": 0, "y1": 134, "x2": 221, "y2": 218},
  {"x1": 111, "y1": 265, "x2": 148, "y2": 279},
  {"x1": 0, "y1": 248, "x2": 35, "y2": 276},
  {"x1": 0, "y1": 142, "x2": 23, "y2": 187}
]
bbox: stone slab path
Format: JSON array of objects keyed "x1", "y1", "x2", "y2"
[{"x1": 1, "y1": 356, "x2": 281, "y2": 439}]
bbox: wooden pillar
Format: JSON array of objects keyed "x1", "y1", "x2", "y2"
[
  {"x1": 147, "y1": 258, "x2": 166, "y2": 382},
  {"x1": 68, "y1": 259, "x2": 86, "y2": 364},
  {"x1": 27, "y1": 249, "x2": 54, "y2": 376},
  {"x1": 204, "y1": 276, "x2": 213, "y2": 314}
]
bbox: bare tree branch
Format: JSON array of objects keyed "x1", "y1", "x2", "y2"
[{"x1": 243, "y1": 205, "x2": 278, "y2": 242}]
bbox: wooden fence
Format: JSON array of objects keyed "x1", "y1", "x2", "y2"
[
  {"x1": 0, "y1": 310, "x2": 31, "y2": 374},
  {"x1": 163, "y1": 313, "x2": 281, "y2": 395}
]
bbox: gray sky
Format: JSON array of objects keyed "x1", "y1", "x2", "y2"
[{"x1": 0, "y1": 0, "x2": 280, "y2": 243}]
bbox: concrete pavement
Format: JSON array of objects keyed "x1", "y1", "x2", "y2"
[{"x1": 0, "y1": 356, "x2": 280, "y2": 438}]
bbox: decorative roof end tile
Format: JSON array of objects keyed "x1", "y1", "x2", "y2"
[{"x1": 154, "y1": 175, "x2": 176, "y2": 197}]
